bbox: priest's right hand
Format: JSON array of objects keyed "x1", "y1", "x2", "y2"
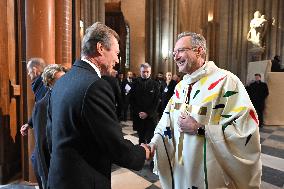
[
  {"x1": 148, "y1": 143, "x2": 156, "y2": 159},
  {"x1": 140, "y1": 143, "x2": 151, "y2": 160}
]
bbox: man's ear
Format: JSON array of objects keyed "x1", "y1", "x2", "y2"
[
  {"x1": 33, "y1": 67, "x2": 41, "y2": 77},
  {"x1": 32, "y1": 67, "x2": 37, "y2": 74},
  {"x1": 97, "y1": 42, "x2": 104, "y2": 55},
  {"x1": 196, "y1": 46, "x2": 204, "y2": 57}
]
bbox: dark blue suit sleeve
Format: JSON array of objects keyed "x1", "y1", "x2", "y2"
[{"x1": 82, "y1": 79, "x2": 145, "y2": 170}]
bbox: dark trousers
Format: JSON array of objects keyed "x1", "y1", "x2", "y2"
[
  {"x1": 136, "y1": 124, "x2": 155, "y2": 144},
  {"x1": 122, "y1": 95, "x2": 132, "y2": 121},
  {"x1": 137, "y1": 128, "x2": 155, "y2": 144},
  {"x1": 31, "y1": 151, "x2": 43, "y2": 189},
  {"x1": 256, "y1": 108, "x2": 264, "y2": 127}
]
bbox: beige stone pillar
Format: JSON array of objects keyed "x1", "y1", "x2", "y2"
[
  {"x1": 80, "y1": 0, "x2": 105, "y2": 40},
  {"x1": 145, "y1": 0, "x2": 178, "y2": 76},
  {"x1": 91, "y1": 0, "x2": 105, "y2": 23},
  {"x1": 25, "y1": 0, "x2": 55, "y2": 182}
]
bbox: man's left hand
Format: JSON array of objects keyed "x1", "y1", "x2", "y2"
[{"x1": 177, "y1": 112, "x2": 203, "y2": 134}]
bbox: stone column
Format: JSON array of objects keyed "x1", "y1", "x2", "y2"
[
  {"x1": 145, "y1": 0, "x2": 178, "y2": 76},
  {"x1": 91, "y1": 0, "x2": 105, "y2": 23},
  {"x1": 25, "y1": 0, "x2": 55, "y2": 182},
  {"x1": 25, "y1": 0, "x2": 55, "y2": 64}
]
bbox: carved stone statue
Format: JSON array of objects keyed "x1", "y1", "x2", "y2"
[{"x1": 247, "y1": 11, "x2": 267, "y2": 47}]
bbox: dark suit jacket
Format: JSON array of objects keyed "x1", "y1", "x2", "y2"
[
  {"x1": 130, "y1": 77, "x2": 160, "y2": 130},
  {"x1": 161, "y1": 80, "x2": 177, "y2": 112},
  {"x1": 121, "y1": 78, "x2": 134, "y2": 102},
  {"x1": 246, "y1": 81, "x2": 269, "y2": 110},
  {"x1": 47, "y1": 60, "x2": 145, "y2": 189},
  {"x1": 32, "y1": 90, "x2": 51, "y2": 189},
  {"x1": 102, "y1": 75, "x2": 122, "y2": 116}
]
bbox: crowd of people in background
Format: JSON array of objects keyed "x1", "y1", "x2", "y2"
[{"x1": 106, "y1": 68, "x2": 180, "y2": 123}]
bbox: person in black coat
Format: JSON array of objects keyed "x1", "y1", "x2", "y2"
[
  {"x1": 32, "y1": 64, "x2": 65, "y2": 189},
  {"x1": 102, "y1": 70, "x2": 122, "y2": 119},
  {"x1": 20, "y1": 57, "x2": 48, "y2": 189},
  {"x1": 271, "y1": 55, "x2": 283, "y2": 72},
  {"x1": 246, "y1": 73, "x2": 269, "y2": 127},
  {"x1": 47, "y1": 22, "x2": 150, "y2": 189},
  {"x1": 121, "y1": 71, "x2": 134, "y2": 121},
  {"x1": 130, "y1": 63, "x2": 160, "y2": 144},
  {"x1": 21, "y1": 64, "x2": 66, "y2": 189},
  {"x1": 161, "y1": 72, "x2": 177, "y2": 113},
  {"x1": 155, "y1": 72, "x2": 166, "y2": 118}
]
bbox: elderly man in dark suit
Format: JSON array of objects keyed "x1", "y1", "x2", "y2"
[
  {"x1": 20, "y1": 57, "x2": 48, "y2": 189},
  {"x1": 47, "y1": 22, "x2": 150, "y2": 189}
]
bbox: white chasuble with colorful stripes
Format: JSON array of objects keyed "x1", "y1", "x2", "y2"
[{"x1": 151, "y1": 61, "x2": 261, "y2": 189}]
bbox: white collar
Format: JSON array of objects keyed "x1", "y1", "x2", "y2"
[
  {"x1": 183, "y1": 61, "x2": 217, "y2": 84},
  {"x1": 81, "y1": 57, "x2": 101, "y2": 78}
]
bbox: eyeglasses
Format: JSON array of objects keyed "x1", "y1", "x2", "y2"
[{"x1": 172, "y1": 47, "x2": 195, "y2": 57}]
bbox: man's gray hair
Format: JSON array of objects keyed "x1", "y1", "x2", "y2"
[
  {"x1": 27, "y1": 57, "x2": 46, "y2": 72},
  {"x1": 177, "y1": 32, "x2": 207, "y2": 58},
  {"x1": 42, "y1": 64, "x2": 65, "y2": 87},
  {"x1": 140, "y1": 63, "x2": 151, "y2": 69},
  {"x1": 81, "y1": 22, "x2": 119, "y2": 57}
]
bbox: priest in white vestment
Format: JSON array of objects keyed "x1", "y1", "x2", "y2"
[{"x1": 149, "y1": 32, "x2": 262, "y2": 189}]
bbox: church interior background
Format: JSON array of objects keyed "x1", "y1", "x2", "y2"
[{"x1": 0, "y1": 0, "x2": 283, "y2": 188}]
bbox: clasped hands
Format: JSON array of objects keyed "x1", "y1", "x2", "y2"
[{"x1": 177, "y1": 112, "x2": 203, "y2": 135}]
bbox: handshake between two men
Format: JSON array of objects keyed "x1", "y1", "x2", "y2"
[
  {"x1": 140, "y1": 143, "x2": 156, "y2": 161},
  {"x1": 139, "y1": 112, "x2": 205, "y2": 161}
]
